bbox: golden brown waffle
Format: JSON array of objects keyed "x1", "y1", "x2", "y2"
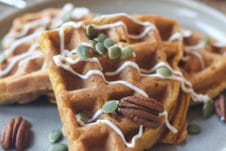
[
  {"x1": 0, "y1": 3, "x2": 93, "y2": 104},
  {"x1": 40, "y1": 13, "x2": 190, "y2": 151},
  {"x1": 178, "y1": 31, "x2": 226, "y2": 101}
]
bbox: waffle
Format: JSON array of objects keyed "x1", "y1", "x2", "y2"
[
  {"x1": 136, "y1": 15, "x2": 226, "y2": 104},
  {"x1": 178, "y1": 31, "x2": 226, "y2": 102},
  {"x1": 0, "y1": 3, "x2": 93, "y2": 104},
  {"x1": 40, "y1": 13, "x2": 190, "y2": 151}
]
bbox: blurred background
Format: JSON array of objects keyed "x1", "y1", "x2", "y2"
[{"x1": 0, "y1": 0, "x2": 225, "y2": 17}]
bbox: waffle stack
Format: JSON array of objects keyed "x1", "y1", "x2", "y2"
[
  {"x1": 40, "y1": 14, "x2": 190, "y2": 151},
  {"x1": 2, "y1": 4, "x2": 226, "y2": 151},
  {"x1": 0, "y1": 3, "x2": 93, "y2": 104}
]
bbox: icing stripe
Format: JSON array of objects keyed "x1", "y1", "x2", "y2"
[
  {"x1": 4, "y1": 29, "x2": 43, "y2": 57},
  {"x1": 0, "y1": 44, "x2": 39, "y2": 77},
  {"x1": 87, "y1": 120, "x2": 143, "y2": 148},
  {"x1": 159, "y1": 111, "x2": 178, "y2": 134},
  {"x1": 94, "y1": 13, "x2": 152, "y2": 27},
  {"x1": 53, "y1": 56, "x2": 149, "y2": 97}
]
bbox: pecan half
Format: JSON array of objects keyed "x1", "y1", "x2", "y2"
[
  {"x1": 215, "y1": 94, "x2": 226, "y2": 121},
  {"x1": 118, "y1": 96, "x2": 164, "y2": 128},
  {"x1": 0, "y1": 116, "x2": 31, "y2": 151}
]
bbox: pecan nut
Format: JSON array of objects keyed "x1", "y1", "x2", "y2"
[
  {"x1": 215, "y1": 94, "x2": 226, "y2": 121},
  {"x1": 118, "y1": 96, "x2": 164, "y2": 128},
  {"x1": 0, "y1": 116, "x2": 31, "y2": 151}
]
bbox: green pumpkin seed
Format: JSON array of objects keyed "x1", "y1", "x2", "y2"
[
  {"x1": 89, "y1": 40, "x2": 97, "y2": 48},
  {"x1": 63, "y1": 13, "x2": 71, "y2": 23},
  {"x1": 95, "y1": 33, "x2": 107, "y2": 42},
  {"x1": 202, "y1": 37, "x2": 210, "y2": 46},
  {"x1": 76, "y1": 45, "x2": 90, "y2": 59},
  {"x1": 86, "y1": 25, "x2": 97, "y2": 39},
  {"x1": 101, "y1": 100, "x2": 119, "y2": 113},
  {"x1": 103, "y1": 38, "x2": 114, "y2": 48},
  {"x1": 121, "y1": 45, "x2": 134, "y2": 59},
  {"x1": 48, "y1": 144, "x2": 68, "y2": 151},
  {"x1": 48, "y1": 129, "x2": 62, "y2": 143},
  {"x1": 108, "y1": 45, "x2": 121, "y2": 59},
  {"x1": 95, "y1": 42, "x2": 106, "y2": 55},
  {"x1": 156, "y1": 67, "x2": 172, "y2": 77},
  {"x1": 76, "y1": 113, "x2": 89, "y2": 122},
  {"x1": 0, "y1": 51, "x2": 5, "y2": 64},
  {"x1": 44, "y1": 25, "x2": 50, "y2": 30},
  {"x1": 202, "y1": 100, "x2": 214, "y2": 118},
  {"x1": 187, "y1": 124, "x2": 201, "y2": 135}
]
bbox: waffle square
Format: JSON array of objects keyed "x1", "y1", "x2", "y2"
[{"x1": 40, "y1": 14, "x2": 190, "y2": 151}]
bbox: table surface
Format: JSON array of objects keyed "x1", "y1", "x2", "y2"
[{"x1": 0, "y1": 0, "x2": 226, "y2": 17}]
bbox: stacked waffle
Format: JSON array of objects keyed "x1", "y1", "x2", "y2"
[
  {"x1": 0, "y1": 3, "x2": 93, "y2": 104},
  {"x1": 1, "y1": 4, "x2": 226, "y2": 151}
]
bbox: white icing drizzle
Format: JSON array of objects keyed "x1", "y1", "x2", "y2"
[
  {"x1": 53, "y1": 57, "x2": 148, "y2": 97},
  {"x1": 87, "y1": 120, "x2": 143, "y2": 148},
  {"x1": 185, "y1": 40, "x2": 207, "y2": 51},
  {"x1": 105, "y1": 61, "x2": 140, "y2": 76},
  {"x1": 54, "y1": 55, "x2": 103, "y2": 70},
  {"x1": 18, "y1": 51, "x2": 42, "y2": 68},
  {"x1": 184, "y1": 37, "x2": 207, "y2": 69},
  {"x1": 51, "y1": 3, "x2": 74, "y2": 28},
  {"x1": 105, "y1": 60, "x2": 210, "y2": 103},
  {"x1": 168, "y1": 32, "x2": 182, "y2": 42},
  {"x1": 92, "y1": 21, "x2": 156, "y2": 40},
  {"x1": 182, "y1": 30, "x2": 192, "y2": 38},
  {"x1": 88, "y1": 109, "x2": 102, "y2": 123},
  {"x1": 0, "y1": 44, "x2": 39, "y2": 77},
  {"x1": 167, "y1": 30, "x2": 192, "y2": 42},
  {"x1": 167, "y1": 31, "x2": 205, "y2": 69},
  {"x1": 59, "y1": 22, "x2": 84, "y2": 52},
  {"x1": 4, "y1": 17, "x2": 50, "y2": 44},
  {"x1": 71, "y1": 7, "x2": 90, "y2": 19},
  {"x1": 41, "y1": 62, "x2": 47, "y2": 70},
  {"x1": 94, "y1": 13, "x2": 151, "y2": 27},
  {"x1": 159, "y1": 111, "x2": 178, "y2": 134},
  {"x1": 184, "y1": 48, "x2": 205, "y2": 69},
  {"x1": 51, "y1": 4, "x2": 90, "y2": 29},
  {"x1": 213, "y1": 42, "x2": 226, "y2": 48},
  {"x1": 76, "y1": 109, "x2": 143, "y2": 148},
  {"x1": 148, "y1": 62, "x2": 210, "y2": 103},
  {"x1": 4, "y1": 29, "x2": 43, "y2": 57}
]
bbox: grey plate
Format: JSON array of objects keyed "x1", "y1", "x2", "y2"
[{"x1": 0, "y1": 0, "x2": 226, "y2": 151}]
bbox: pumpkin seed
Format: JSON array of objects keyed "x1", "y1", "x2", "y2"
[
  {"x1": 95, "y1": 33, "x2": 107, "y2": 42},
  {"x1": 202, "y1": 100, "x2": 214, "y2": 118},
  {"x1": 76, "y1": 113, "x2": 89, "y2": 122},
  {"x1": 48, "y1": 144, "x2": 68, "y2": 151},
  {"x1": 76, "y1": 45, "x2": 90, "y2": 59},
  {"x1": 95, "y1": 42, "x2": 105, "y2": 55},
  {"x1": 89, "y1": 40, "x2": 97, "y2": 48},
  {"x1": 63, "y1": 13, "x2": 71, "y2": 23},
  {"x1": 202, "y1": 37, "x2": 210, "y2": 46},
  {"x1": 156, "y1": 67, "x2": 172, "y2": 77},
  {"x1": 108, "y1": 45, "x2": 121, "y2": 59},
  {"x1": 187, "y1": 124, "x2": 201, "y2": 135},
  {"x1": 121, "y1": 45, "x2": 134, "y2": 59},
  {"x1": 101, "y1": 100, "x2": 119, "y2": 113},
  {"x1": 48, "y1": 129, "x2": 62, "y2": 143},
  {"x1": 103, "y1": 38, "x2": 114, "y2": 48},
  {"x1": 86, "y1": 25, "x2": 97, "y2": 39},
  {"x1": 0, "y1": 51, "x2": 5, "y2": 64}
]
